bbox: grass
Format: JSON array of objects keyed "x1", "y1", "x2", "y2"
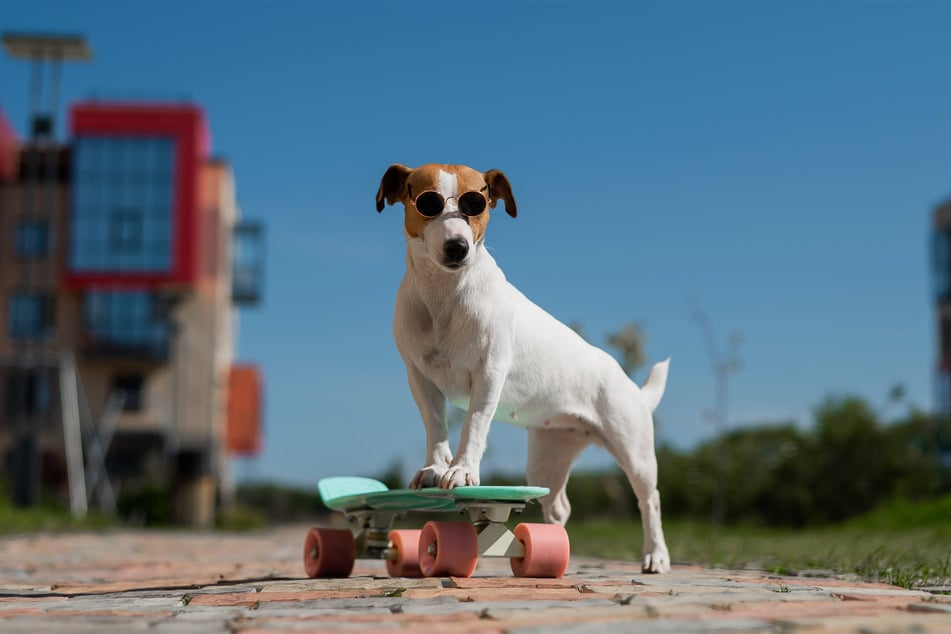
[
  {"x1": 0, "y1": 497, "x2": 114, "y2": 534},
  {"x1": 570, "y1": 496, "x2": 951, "y2": 589}
]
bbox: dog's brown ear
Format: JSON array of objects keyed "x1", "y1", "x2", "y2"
[
  {"x1": 376, "y1": 164, "x2": 413, "y2": 212},
  {"x1": 485, "y1": 169, "x2": 517, "y2": 218}
]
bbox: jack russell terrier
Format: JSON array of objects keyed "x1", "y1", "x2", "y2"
[{"x1": 376, "y1": 163, "x2": 671, "y2": 573}]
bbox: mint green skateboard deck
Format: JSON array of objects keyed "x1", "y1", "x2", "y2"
[
  {"x1": 304, "y1": 476, "x2": 570, "y2": 580},
  {"x1": 318, "y1": 476, "x2": 551, "y2": 513}
]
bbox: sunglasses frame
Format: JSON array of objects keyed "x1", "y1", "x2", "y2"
[{"x1": 413, "y1": 186, "x2": 489, "y2": 218}]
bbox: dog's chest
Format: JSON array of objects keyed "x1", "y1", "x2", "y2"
[{"x1": 396, "y1": 289, "x2": 492, "y2": 398}]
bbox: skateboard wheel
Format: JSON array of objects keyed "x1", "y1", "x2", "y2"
[
  {"x1": 418, "y1": 521, "x2": 478, "y2": 578},
  {"x1": 386, "y1": 529, "x2": 423, "y2": 578},
  {"x1": 510, "y1": 523, "x2": 570, "y2": 578},
  {"x1": 303, "y1": 527, "x2": 355, "y2": 578}
]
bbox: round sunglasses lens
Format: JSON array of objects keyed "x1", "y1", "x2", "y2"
[
  {"x1": 415, "y1": 192, "x2": 444, "y2": 217},
  {"x1": 459, "y1": 192, "x2": 487, "y2": 216}
]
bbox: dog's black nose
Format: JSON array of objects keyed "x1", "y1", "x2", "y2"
[{"x1": 444, "y1": 238, "x2": 469, "y2": 265}]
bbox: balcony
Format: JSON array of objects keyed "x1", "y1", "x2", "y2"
[
  {"x1": 80, "y1": 331, "x2": 170, "y2": 362},
  {"x1": 232, "y1": 222, "x2": 264, "y2": 306},
  {"x1": 80, "y1": 290, "x2": 170, "y2": 362},
  {"x1": 934, "y1": 227, "x2": 951, "y2": 303}
]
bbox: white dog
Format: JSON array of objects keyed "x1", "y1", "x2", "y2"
[{"x1": 376, "y1": 163, "x2": 671, "y2": 573}]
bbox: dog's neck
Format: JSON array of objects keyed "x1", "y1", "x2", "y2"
[{"x1": 404, "y1": 238, "x2": 499, "y2": 310}]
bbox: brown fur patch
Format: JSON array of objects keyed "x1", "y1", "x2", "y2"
[
  {"x1": 376, "y1": 164, "x2": 516, "y2": 240},
  {"x1": 485, "y1": 169, "x2": 518, "y2": 218}
]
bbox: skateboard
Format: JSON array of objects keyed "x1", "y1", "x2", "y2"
[{"x1": 303, "y1": 476, "x2": 571, "y2": 579}]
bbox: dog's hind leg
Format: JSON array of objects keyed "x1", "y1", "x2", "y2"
[
  {"x1": 526, "y1": 426, "x2": 589, "y2": 526},
  {"x1": 629, "y1": 460, "x2": 670, "y2": 573},
  {"x1": 601, "y1": 414, "x2": 671, "y2": 573}
]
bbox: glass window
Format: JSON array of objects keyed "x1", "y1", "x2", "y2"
[
  {"x1": 935, "y1": 228, "x2": 951, "y2": 302},
  {"x1": 232, "y1": 222, "x2": 265, "y2": 306},
  {"x1": 8, "y1": 292, "x2": 55, "y2": 340},
  {"x1": 70, "y1": 135, "x2": 175, "y2": 274},
  {"x1": 5, "y1": 369, "x2": 52, "y2": 417},
  {"x1": 82, "y1": 290, "x2": 169, "y2": 354},
  {"x1": 15, "y1": 220, "x2": 50, "y2": 257},
  {"x1": 110, "y1": 208, "x2": 143, "y2": 253}
]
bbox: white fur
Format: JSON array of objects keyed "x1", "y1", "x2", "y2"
[
  {"x1": 392, "y1": 172, "x2": 672, "y2": 573},
  {"x1": 437, "y1": 169, "x2": 457, "y2": 202}
]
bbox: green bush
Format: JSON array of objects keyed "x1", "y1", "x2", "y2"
[{"x1": 116, "y1": 483, "x2": 173, "y2": 526}]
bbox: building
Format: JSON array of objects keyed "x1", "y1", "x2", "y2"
[
  {"x1": 934, "y1": 200, "x2": 951, "y2": 415},
  {"x1": 0, "y1": 102, "x2": 264, "y2": 525}
]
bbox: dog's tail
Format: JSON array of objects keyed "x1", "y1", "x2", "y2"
[{"x1": 640, "y1": 358, "x2": 670, "y2": 413}]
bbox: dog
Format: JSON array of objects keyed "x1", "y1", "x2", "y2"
[{"x1": 375, "y1": 163, "x2": 671, "y2": 573}]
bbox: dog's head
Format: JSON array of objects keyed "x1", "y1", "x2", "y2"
[{"x1": 376, "y1": 163, "x2": 517, "y2": 272}]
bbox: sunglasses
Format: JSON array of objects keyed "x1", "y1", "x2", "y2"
[{"x1": 413, "y1": 186, "x2": 488, "y2": 218}]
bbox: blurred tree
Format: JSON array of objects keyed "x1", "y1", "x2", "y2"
[
  {"x1": 606, "y1": 322, "x2": 647, "y2": 377},
  {"x1": 374, "y1": 460, "x2": 405, "y2": 490},
  {"x1": 811, "y1": 396, "x2": 885, "y2": 522},
  {"x1": 880, "y1": 382, "x2": 908, "y2": 419},
  {"x1": 652, "y1": 392, "x2": 948, "y2": 527},
  {"x1": 235, "y1": 482, "x2": 324, "y2": 520},
  {"x1": 568, "y1": 321, "x2": 588, "y2": 341},
  {"x1": 881, "y1": 412, "x2": 943, "y2": 499},
  {"x1": 888, "y1": 383, "x2": 907, "y2": 403},
  {"x1": 719, "y1": 425, "x2": 815, "y2": 526}
]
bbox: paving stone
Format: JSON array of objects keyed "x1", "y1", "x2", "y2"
[
  {"x1": 149, "y1": 619, "x2": 235, "y2": 634},
  {"x1": 510, "y1": 617, "x2": 776, "y2": 633},
  {"x1": 261, "y1": 577, "x2": 442, "y2": 592},
  {"x1": 403, "y1": 588, "x2": 602, "y2": 602},
  {"x1": 908, "y1": 601, "x2": 951, "y2": 614},
  {"x1": 0, "y1": 615, "x2": 156, "y2": 632},
  {"x1": 395, "y1": 625, "x2": 504, "y2": 634},
  {"x1": 392, "y1": 595, "x2": 475, "y2": 614},
  {"x1": 235, "y1": 605, "x2": 397, "y2": 619},
  {"x1": 462, "y1": 598, "x2": 619, "y2": 614},
  {"x1": 0, "y1": 595, "x2": 69, "y2": 611},
  {"x1": 45, "y1": 596, "x2": 184, "y2": 611},
  {"x1": 449, "y1": 576, "x2": 585, "y2": 590},
  {"x1": 0, "y1": 584, "x2": 55, "y2": 594},
  {"x1": 820, "y1": 585, "x2": 932, "y2": 599},
  {"x1": 187, "y1": 589, "x2": 412, "y2": 606},
  {"x1": 786, "y1": 613, "x2": 951, "y2": 633},
  {"x1": 483, "y1": 604, "x2": 647, "y2": 627}
]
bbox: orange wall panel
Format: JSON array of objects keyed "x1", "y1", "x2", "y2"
[{"x1": 227, "y1": 365, "x2": 263, "y2": 456}]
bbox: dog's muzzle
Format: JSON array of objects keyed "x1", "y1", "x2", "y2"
[{"x1": 443, "y1": 238, "x2": 469, "y2": 267}]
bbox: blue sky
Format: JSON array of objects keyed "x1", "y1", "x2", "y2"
[{"x1": 2, "y1": 1, "x2": 947, "y2": 486}]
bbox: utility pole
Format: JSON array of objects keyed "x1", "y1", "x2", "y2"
[{"x1": 2, "y1": 33, "x2": 91, "y2": 509}]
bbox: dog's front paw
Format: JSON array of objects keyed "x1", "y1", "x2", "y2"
[
  {"x1": 409, "y1": 465, "x2": 448, "y2": 489},
  {"x1": 437, "y1": 465, "x2": 480, "y2": 489},
  {"x1": 642, "y1": 547, "x2": 670, "y2": 574}
]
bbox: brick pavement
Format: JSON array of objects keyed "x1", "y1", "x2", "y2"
[{"x1": 0, "y1": 525, "x2": 947, "y2": 633}]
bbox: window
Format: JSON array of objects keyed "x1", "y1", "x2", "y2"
[
  {"x1": 70, "y1": 135, "x2": 175, "y2": 274},
  {"x1": 110, "y1": 208, "x2": 143, "y2": 252},
  {"x1": 232, "y1": 222, "x2": 265, "y2": 306},
  {"x1": 942, "y1": 315, "x2": 951, "y2": 362},
  {"x1": 8, "y1": 292, "x2": 55, "y2": 340},
  {"x1": 111, "y1": 374, "x2": 144, "y2": 412},
  {"x1": 934, "y1": 228, "x2": 951, "y2": 302},
  {"x1": 5, "y1": 369, "x2": 52, "y2": 417},
  {"x1": 14, "y1": 220, "x2": 49, "y2": 257},
  {"x1": 83, "y1": 290, "x2": 169, "y2": 355}
]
